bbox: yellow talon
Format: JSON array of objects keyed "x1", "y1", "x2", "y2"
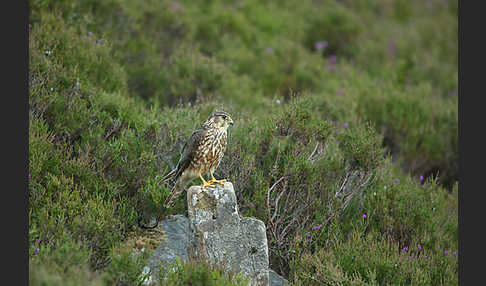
[
  {"x1": 200, "y1": 175, "x2": 216, "y2": 188},
  {"x1": 208, "y1": 171, "x2": 226, "y2": 185}
]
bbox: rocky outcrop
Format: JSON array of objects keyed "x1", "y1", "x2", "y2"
[
  {"x1": 141, "y1": 181, "x2": 287, "y2": 286},
  {"x1": 187, "y1": 182, "x2": 269, "y2": 285}
]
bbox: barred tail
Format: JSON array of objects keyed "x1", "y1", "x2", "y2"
[
  {"x1": 158, "y1": 168, "x2": 177, "y2": 185},
  {"x1": 164, "y1": 181, "x2": 185, "y2": 209}
]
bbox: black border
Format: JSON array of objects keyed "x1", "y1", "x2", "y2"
[
  {"x1": 3, "y1": 1, "x2": 29, "y2": 285},
  {"x1": 459, "y1": 0, "x2": 481, "y2": 285}
]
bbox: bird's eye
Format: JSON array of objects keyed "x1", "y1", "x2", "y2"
[{"x1": 222, "y1": 115, "x2": 227, "y2": 120}]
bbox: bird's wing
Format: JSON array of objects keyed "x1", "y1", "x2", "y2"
[{"x1": 173, "y1": 127, "x2": 205, "y2": 180}]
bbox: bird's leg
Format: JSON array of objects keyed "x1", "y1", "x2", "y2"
[
  {"x1": 208, "y1": 170, "x2": 226, "y2": 185},
  {"x1": 200, "y1": 174, "x2": 215, "y2": 188}
]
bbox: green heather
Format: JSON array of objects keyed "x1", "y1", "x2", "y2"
[{"x1": 29, "y1": 0, "x2": 458, "y2": 285}]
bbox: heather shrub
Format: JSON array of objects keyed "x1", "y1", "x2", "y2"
[
  {"x1": 304, "y1": 0, "x2": 362, "y2": 57},
  {"x1": 29, "y1": 240, "x2": 103, "y2": 286},
  {"x1": 290, "y1": 229, "x2": 458, "y2": 285}
]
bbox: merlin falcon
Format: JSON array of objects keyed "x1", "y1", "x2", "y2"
[{"x1": 161, "y1": 110, "x2": 234, "y2": 208}]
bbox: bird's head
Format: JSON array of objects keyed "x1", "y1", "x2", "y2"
[{"x1": 206, "y1": 110, "x2": 234, "y2": 130}]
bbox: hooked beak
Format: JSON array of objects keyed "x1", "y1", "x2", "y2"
[{"x1": 229, "y1": 119, "x2": 234, "y2": 126}]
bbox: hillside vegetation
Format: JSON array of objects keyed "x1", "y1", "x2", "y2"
[{"x1": 29, "y1": 0, "x2": 458, "y2": 285}]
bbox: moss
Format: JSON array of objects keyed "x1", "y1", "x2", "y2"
[{"x1": 120, "y1": 228, "x2": 166, "y2": 253}]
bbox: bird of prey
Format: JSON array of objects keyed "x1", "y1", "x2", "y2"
[{"x1": 160, "y1": 110, "x2": 234, "y2": 208}]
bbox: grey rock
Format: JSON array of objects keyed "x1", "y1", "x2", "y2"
[
  {"x1": 142, "y1": 214, "x2": 190, "y2": 285},
  {"x1": 141, "y1": 182, "x2": 286, "y2": 286},
  {"x1": 269, "y1": 269, "x2": 289, "y2": 286},
  {"x1": 187, "y1": 182, "x2": 269, "y2": 286}
]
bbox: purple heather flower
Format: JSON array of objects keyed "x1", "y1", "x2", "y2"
[
  {"x1": 169, "y1": 1, "x2": 184, "y2": 12},
  {"x1": 36, "y1": 238, "x2": 41, "y2": 244},
  {"x1": 453, "y1": 251, "x2": 457, "y2": 257},
  {"x1": 420, "y1": 175, "x2": 424, "y2": 181},
  {"x1": 96, "y1": 38, "x2": 104, "y2": 44},
  {"x1": 312, "y1": 225, "x2": 322, "y2": 230},
  {"x1": 387, "y1": 38, "x2": 396, "y2": 58},
  {"x1": 315, "y1": 41, "x2": 328, "y2": 51},
  {"x1": 424, "y1": 255, "x2": 428, "y2": 259},
  {"x1": 336, "y1": 89, "x2": 344, "y2": 95},
  {"x1": 82, "y1": 35, "x2": 89, "y2": 39},
  {"x1": 444, "y1": 250, "x2": 449, "y2": 255},
  {"x1": 29, "y1": 24, "x2": 32, "y2": 29},
  {"x1": 306, "y1": 233, "x2": 311, "y2": 239},
  {"x1": 417, "y1": 244, "x2": 422, "y2": 250},
  {"x1": 28, "y1": 173, "x2": 31, "y2": 180},
  {"x1": 403, "y1": 246, "x2": 408, "y2": 251},
  {"x1": 343, "y1": 122, "x2": 349, "y2": 128},
  {"x1": 34, "y1": 248, "x2": 39, "y2": 256},
  {"x1": 266, "y1": 47, "x2": 274, "y2": 54},
  {"x1": 328, "y1": 55, "x2": 337, "y2": 64},
  {"x1": 362, "y1": 213, "x2": 367, "y2": 219},
  {"x1": 409, "y1": 256, "x2": 413, "y2": 260},
  {"x1": 88, "y1": 31, "x2": 93, "y2": 36}
]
